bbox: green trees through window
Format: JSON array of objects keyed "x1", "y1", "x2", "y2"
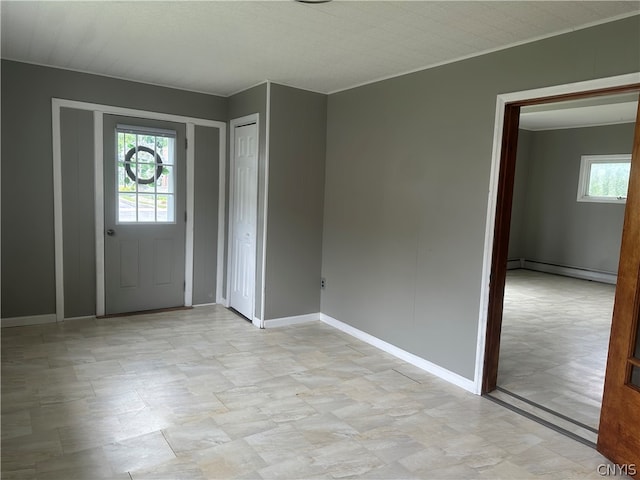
[
  {"x1": 587, "y1": 161, "x2": 631, "y2": 198},
  {"x1": 578, "y1": 154, "x2": 631, "y2": 203}
]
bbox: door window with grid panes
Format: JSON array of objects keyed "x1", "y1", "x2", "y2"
[{"x1": 116, "y1": 126, "x2": 176, "y2": 223}]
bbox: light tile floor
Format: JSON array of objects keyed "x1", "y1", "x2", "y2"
[
  {"x1": 499, "y1": 270, "x2": 615, "y2": 430},
  {"x1": 1, "y1": 304, "x2": 627, "y2": 479}
]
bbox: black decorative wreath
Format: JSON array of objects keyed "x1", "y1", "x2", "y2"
[{"x1": 124, "y1": 146, "x2": 163, "y2": 185}]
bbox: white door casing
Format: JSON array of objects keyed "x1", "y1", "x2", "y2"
[
  {"x1": 51, "y1": 98, "x2": 226, "y2": 320},
  {"x1": 229, "y1": 121, "x2": 259, "y2": 322}
]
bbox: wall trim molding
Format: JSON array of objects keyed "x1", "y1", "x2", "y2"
[
  {"x1": 216, "y1": 124, "x2": 227, "y2": 306},
  {"x1": 522, "y1": 260, "x2": 617, "y2": 285},
  {"x1": 1, "y1": 314, "x2": 57, "y2": 328},
  {"x1": 320, "y1": 313, "x2": 476, "y2": 393},
  {"x1": 185, "y1": 122, "x2": 196, "y2": 307},
  {"x1": 264, "y1": 312, "x2": 319, "y2": 328},
  {"x1": 260, "y1": 81, "x2": 272, "y2": 327},
  {"x1": 94, "y1": 111, "x2": 106, "y2": 317}
]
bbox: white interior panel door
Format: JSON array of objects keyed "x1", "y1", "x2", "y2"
[{"x1": 229, "y1": 123, "x2": 258, "y2": 320}]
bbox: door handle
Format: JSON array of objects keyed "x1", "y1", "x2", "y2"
[{"x1": 106, "y1": 229, "x2": 115, "y2": 236}]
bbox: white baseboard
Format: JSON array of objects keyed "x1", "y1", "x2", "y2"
[
  {"x1": 193, "y1": 302, "x2": 218, "y2": 308},
  {"x1": 1, "y1": 314, "x2": 57, "y2": 328},
  {"x1": 523, "y1": 260, "x2": 617, "y2": 285},
  {"x1": 264, "y1": 312, "x2": 320, "y2": 328},
  {"x1": 319, "y1": 313, "x2": 476, "y2": 393}
]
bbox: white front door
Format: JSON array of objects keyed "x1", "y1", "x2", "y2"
[
  {"x1": 103, "y1": 115, "x2": 186, "y2": 315},
  {"x1": 229, "y1": 123, "x2": 258, "y2": 320}
]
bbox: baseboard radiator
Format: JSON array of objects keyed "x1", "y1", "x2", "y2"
[{"x1": 507, "y1": 258, "x2": 617, "y2": 285}]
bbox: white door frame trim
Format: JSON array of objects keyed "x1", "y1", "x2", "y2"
[
  {"x1": 185, "y1": 122, "x2": 196, "y2": 307},
  {"x1": 474, "y1": 72, "x2": 640, "y2": 394},
  {"x1": 260, "y1": 81, "x2": 272, "y2": 328},
  {"x1": 227, "y1": 113, "x2": 261, "y2": 328},
  {"x1": 52, "y1": 98, "x2": 226, "y2": 320},
  {"x1": 94, "y1": 111, "x2": 105, "y2": 316}
]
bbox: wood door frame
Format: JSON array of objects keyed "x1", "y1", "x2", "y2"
[
  {"x1": 227, "y1": 114, "x2": 261, "y2": 328},
  {"x1": 475, "y1": 73, "x2": 640, "y2": 394},
  {"x1": 52, "y1": 98, "x2": 226, "y2": 320},
  {"x1": 597, "y1": 100, "x2": 640, "y2": 470}
]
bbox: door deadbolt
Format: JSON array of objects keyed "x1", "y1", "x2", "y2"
[{"x1": 106, "y1": 229, "x2": 115, "y2": 236}]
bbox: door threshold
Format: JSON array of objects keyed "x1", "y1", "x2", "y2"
[
  {"x1": 484, "y1": 387, "x2": 597, "y2": 448},
  {"x1": 97, "y1": 306, "x2": 193, "y2": 319},
  {"x1": 228, "y1": 307, "x2": 252, "y2": 323}
]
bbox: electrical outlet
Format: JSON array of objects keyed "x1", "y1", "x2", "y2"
[{"x1": 321, "y1": 278, "x2": 326, "y2": 289}]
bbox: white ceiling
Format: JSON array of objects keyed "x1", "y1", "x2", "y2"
[
  {"x1": 1, "y1": 1, "x2": 639, "y2": 97},
  {"x1": 520, "y1": 93, "x2": 639, "y2": 131}
]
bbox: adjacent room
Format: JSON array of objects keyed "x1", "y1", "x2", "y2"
[
  {"x1": 2, "y1": 1, "x2": 640, "y2": 478},
  {"x1": 492, "y1": 93, "x2": 638, "y2": 446}
]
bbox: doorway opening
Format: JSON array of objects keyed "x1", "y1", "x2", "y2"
[
  {"x1": 481, "y1": 79, "x2": 640, "y2": 449},
  {"x1": 51, "y1": 98, "x2": 226, "y2": 321},
  {"x1": 103, "y1": 117, "x2": 187, "y2": 315}
]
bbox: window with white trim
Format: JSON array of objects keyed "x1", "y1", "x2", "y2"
[{"x1": 577, "y1": 154, "x2": 631, "y2": 204}]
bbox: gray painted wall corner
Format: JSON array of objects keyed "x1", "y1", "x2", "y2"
[{"x1": 265, "y1": 83, "x2": 327, "y2": 320}]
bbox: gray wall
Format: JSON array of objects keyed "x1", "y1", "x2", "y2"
[
  {"x1": 1, "y1": 60, "x2": 227, "y2": 318},
  {"x1": 265, "y1": 84, "x2": 327, "y2": 320},
  {"x1": 61, "y1": 108, "x2": 96, "y2": 318},
  {"x1": 508, "y1": 130, "x2": 533, "y2": 261},
  {"x1": 511, "y1": 123, "x2": 635, "y2": 274},
  {"x1": 193, "y1": 125, "x2": 221, "y2": 305},
  {"x1": 227, "y1": 83, "x2": 268, "y2": 318},
  {"x1": 322, "y1": 16, "x2": 640, "y2": 380}
]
